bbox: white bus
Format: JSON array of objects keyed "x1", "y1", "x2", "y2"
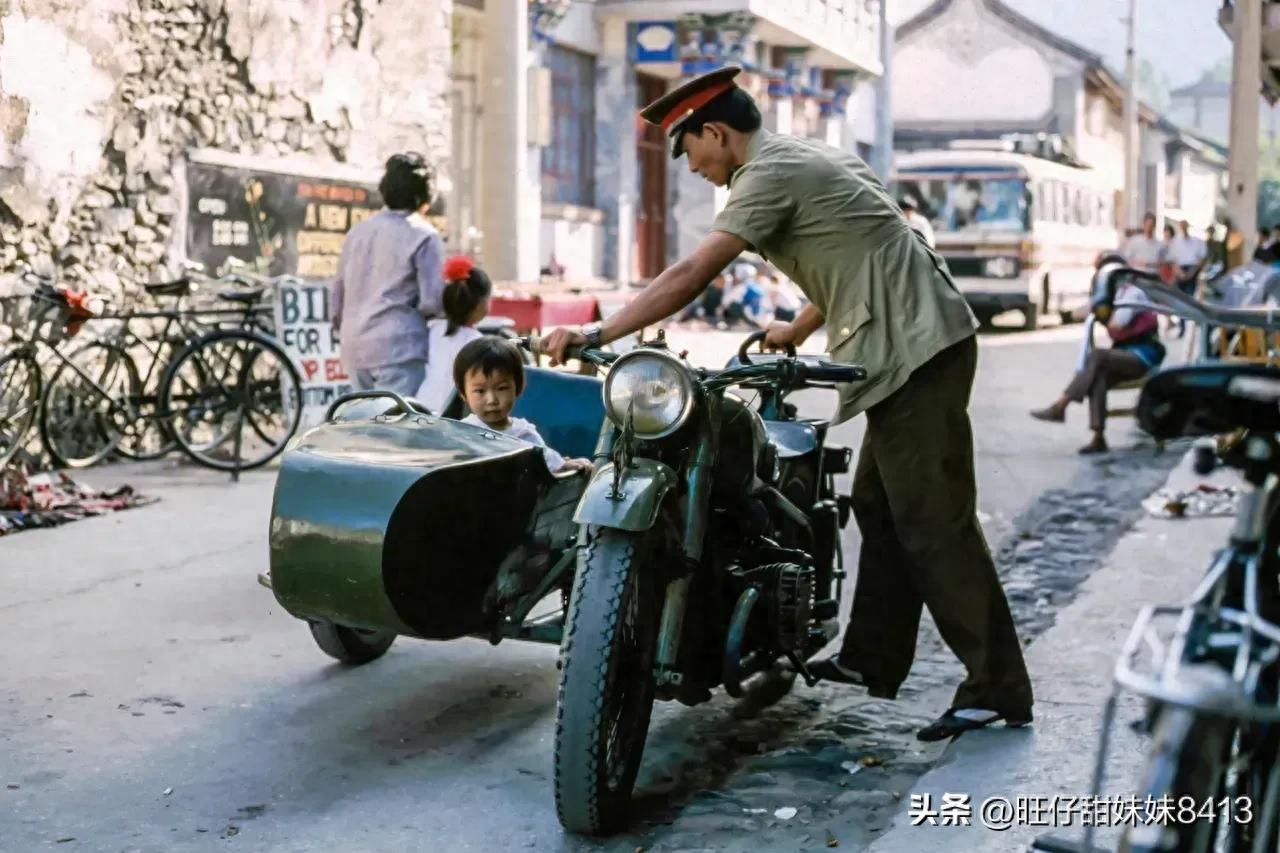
[{"x1": 893, "y1": 149, "x2": 1119, "y2": 330}]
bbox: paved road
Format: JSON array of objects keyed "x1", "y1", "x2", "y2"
[{"x1": 0, "y1": 325, "x2": 1166, "y2": 852}]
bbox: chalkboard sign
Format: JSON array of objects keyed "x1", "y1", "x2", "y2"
[{"x1": 185, "y1": 160, "x2": 382, "y2": 278}]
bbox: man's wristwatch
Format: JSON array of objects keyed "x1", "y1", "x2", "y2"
[{"x1": 580, "y1": 322, "x2": 604, "y2": 349}]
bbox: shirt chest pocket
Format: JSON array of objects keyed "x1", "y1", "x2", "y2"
[{"x1": 827, "y1": 300, "x2": 872, "y2": 354}]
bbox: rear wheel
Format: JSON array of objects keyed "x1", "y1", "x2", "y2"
[
  {"x1": 160, "y1": 330, "x2": 303, "y2": 471},
  {"x1": 555, "y1": 527, "x2": 660, "y2": 835},
  {"x1": 308, "y1": 620, "x2": 396, "y2": 664},
  {"x1": 0, "y1": 351, "x2": 41, "y2": 467}
]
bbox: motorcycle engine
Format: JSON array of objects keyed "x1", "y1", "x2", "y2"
[{"x1": 754, "y1": 562, "x2": 815, "y2": 653}]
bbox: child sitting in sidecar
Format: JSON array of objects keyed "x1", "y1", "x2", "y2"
[{"x1": 454, "y1": 336, "x2": 594, "y2": 475}]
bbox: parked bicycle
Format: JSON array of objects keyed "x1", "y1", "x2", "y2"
[
  {"x1": 38, "y1": 267, "x2": 273, "y2": 465},
  {"x1": 0, "y1": 269, "x2": 302, "y2": 473}
]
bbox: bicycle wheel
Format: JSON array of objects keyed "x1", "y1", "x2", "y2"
[
  {"x1": 1119, "y1": 700, "x2": 1235, "y2": 853},
  {"x1": 0, "y1": 350, "x2": 41, "y2": 468},
  {"x1": 160, "y1": 329, "x2": 303, "y2": 471},
  {"x1": 39, "y1": 342, "x2": 137, "y2": 469}
]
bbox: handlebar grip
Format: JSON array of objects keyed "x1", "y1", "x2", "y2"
[
  {"x1": 520, "y1": 334, "x2": 596, "y2": 362},
  {"x1": 799, "y1": 363, "x2": 867, "y2": 383},
  {"x1": 738, "y1": 330, "x2": 796, "y2": 364}
]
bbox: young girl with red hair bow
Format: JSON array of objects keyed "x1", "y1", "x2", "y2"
[{"x1": 415, "y1": 255, "x2": 492, "y2": 413}]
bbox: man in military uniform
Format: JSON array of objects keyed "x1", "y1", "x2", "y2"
[{"x1": 542, "y1": 67, "x2": 1033, "y2": 741}]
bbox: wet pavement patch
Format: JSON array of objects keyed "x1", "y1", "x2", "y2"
[{"x1": 594, "y1": 441, "x2": 1187, "y2": 853}]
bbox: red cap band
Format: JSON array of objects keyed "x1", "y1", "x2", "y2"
[{"x1": 660, "y1": 81, "x2": 737, "y2": 133}]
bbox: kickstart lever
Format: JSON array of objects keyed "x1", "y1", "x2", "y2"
[{"x1": 785, "y1": 651, "x2": 822, "y2": 687}]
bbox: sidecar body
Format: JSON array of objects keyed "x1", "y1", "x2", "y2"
[{"x1": 267, "y1": 368, "x2": 605, "y2": 648}]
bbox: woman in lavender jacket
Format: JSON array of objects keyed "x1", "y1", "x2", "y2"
[{"x1": 331, "y1": 152, "x2": 445, "y2": 396}]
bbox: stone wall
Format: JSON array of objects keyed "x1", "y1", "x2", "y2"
[{"x1": 0, "y1": 0, "x2": 453, "y2": 296}]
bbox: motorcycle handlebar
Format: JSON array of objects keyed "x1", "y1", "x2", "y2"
[
  {"x1": 519, "y1": 335, "x2": 617, "y2": 366},
  {"x1": 1093, "y1": 263, "x2": 1280, "y2": 333},
  {"x1": 737, "y1": 330, "x2": 796, "y2": 363}
]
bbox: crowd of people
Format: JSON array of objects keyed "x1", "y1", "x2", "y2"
[{"x1": 675, "y1": 261, "x2": 807, "y2": 330}]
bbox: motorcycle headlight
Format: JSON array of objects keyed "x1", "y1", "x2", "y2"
[{"x1": 603, "y1": 350, "x2": 695, "y2": 439}]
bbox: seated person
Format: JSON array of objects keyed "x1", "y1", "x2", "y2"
[
  {"x1": 679, "y1": 270, "x2": 728, "y2": 324},
  {"x1": 1030, "y1": 279, "x2": 1166, "y2": 455},
  {"x1": 453, "y1": 337, "x2": 593, "y2": 475},
  {"x1": 416, "y1": 255, "x2": 491, "y2": 413}
]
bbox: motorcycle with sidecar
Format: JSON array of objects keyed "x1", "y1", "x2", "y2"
[{"x1": 264, "y1": 330, "x2": 864, "y2": 834}]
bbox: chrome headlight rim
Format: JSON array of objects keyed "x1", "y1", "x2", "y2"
[{"x1": 603, "y1": 348, "x2": 697, "y2": 440}]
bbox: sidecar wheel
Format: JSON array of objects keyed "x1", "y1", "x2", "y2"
[
  {"x1": 308, "y1": 620, "x2": 396, "y2": 665},
  {"x1": 554, "y1": 527, "x2": 659, "y2": 835}
]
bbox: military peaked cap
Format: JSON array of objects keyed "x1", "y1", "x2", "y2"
[{"x1": 639, "y1": 66, "x2": 743, "y2": 159}]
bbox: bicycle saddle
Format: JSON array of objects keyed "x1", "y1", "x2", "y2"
[
  {"x1": 218, "y1": 286, "x2": 266, "y2": 305},
  {"x1": 143, "y1": 277, "x2": 192, "y2": 298}
]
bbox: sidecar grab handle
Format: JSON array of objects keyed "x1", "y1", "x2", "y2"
[{"x1": 324, "y1": 390, "x2": 420, "y2": 422}]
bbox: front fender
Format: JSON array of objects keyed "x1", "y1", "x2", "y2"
[{"x1": 573, "y1": 458, "x2": 678, "y2": 532}]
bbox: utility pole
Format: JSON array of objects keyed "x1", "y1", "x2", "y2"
[
  {"x1": 1122, "y1": 0, "x2": 1140, "y2": 230},
  {"x1": 871, "y1": 0, "x2": 894, "y2": 182},
  {"x1": 1228, "y1": 0, "x2": 1263, "y2": 258}
]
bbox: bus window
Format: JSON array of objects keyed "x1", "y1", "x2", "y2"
[{"x1": 894, "y1": 174, "x2": 1029, "y2": 234}]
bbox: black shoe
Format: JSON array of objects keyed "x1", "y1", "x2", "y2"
[
  {"x1": 807, "y1": 657, "x2": 898, "y2": 699},
  {"x1": 916, "y1": 707, "x2": 1033, "y2": 742}
]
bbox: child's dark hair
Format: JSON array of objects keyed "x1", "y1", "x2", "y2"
[
  {"x1": 454, "y1": 336, "x2": 525, "y2": 396},
  {"x1": 441, "y1": 255, "x2": 492, "y2": 336}
]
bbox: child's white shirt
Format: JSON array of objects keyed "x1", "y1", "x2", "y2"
[
  {"x1": 461, "y1": 414, "x2": 566, "y2": 472},
  {"x1": 416, "y1": 319, "x2": 483, "y2": 413}
]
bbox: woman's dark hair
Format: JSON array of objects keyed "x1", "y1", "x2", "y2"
[
  {"x1": 379, "y1": 152, "x2": 434, "y2": 211},
  {"x1": 682, "y1": 88, "x2": 763, "y2": 139},
  {"x1": 454, "y1": 336, "x2": 525, "y2": 396},
  {"x1": 442, "y1": 266, "x2": 492, "y2": 336}
]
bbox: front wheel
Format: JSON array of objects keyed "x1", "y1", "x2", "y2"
[
  {"x1": 39, "y1": 342, "x2": 136, "y2": 468},
  {"x1": 0, "y1": 350, "x2": 41, "y2": 468},
  {"x1": 308, "y1": 620, "x2": 395, "y2": 665},
  {"x1": 555, "y1": 527, "x2": 660, "y2": 835}
]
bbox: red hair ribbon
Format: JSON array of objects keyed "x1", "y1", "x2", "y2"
[{"x1": 443, "y1": 255, "x2": 475, "y2": 284}]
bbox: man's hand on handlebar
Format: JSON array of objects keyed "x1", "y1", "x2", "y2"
[
  {"x1": 541, "y1": 326, "x2": 588, "y2": 367},
  {"x1": 764, "y1": 320, "x2": 803, "y2": 352}
]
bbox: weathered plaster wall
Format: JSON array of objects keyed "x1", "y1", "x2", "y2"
[
  {"x1": 893, "y1": 0, "x2": 1078, "y2": 126},
  {"x1": 0, "y1": 0, "x2": 452, "y2": 294}
]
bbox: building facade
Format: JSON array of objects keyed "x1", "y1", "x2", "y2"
[
  {"x1": 450, "y1": 0, "x2": 887, "y2": 285},
  {"x1": 0, "y1": 0, "x2": 884, "y2": 293}
]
